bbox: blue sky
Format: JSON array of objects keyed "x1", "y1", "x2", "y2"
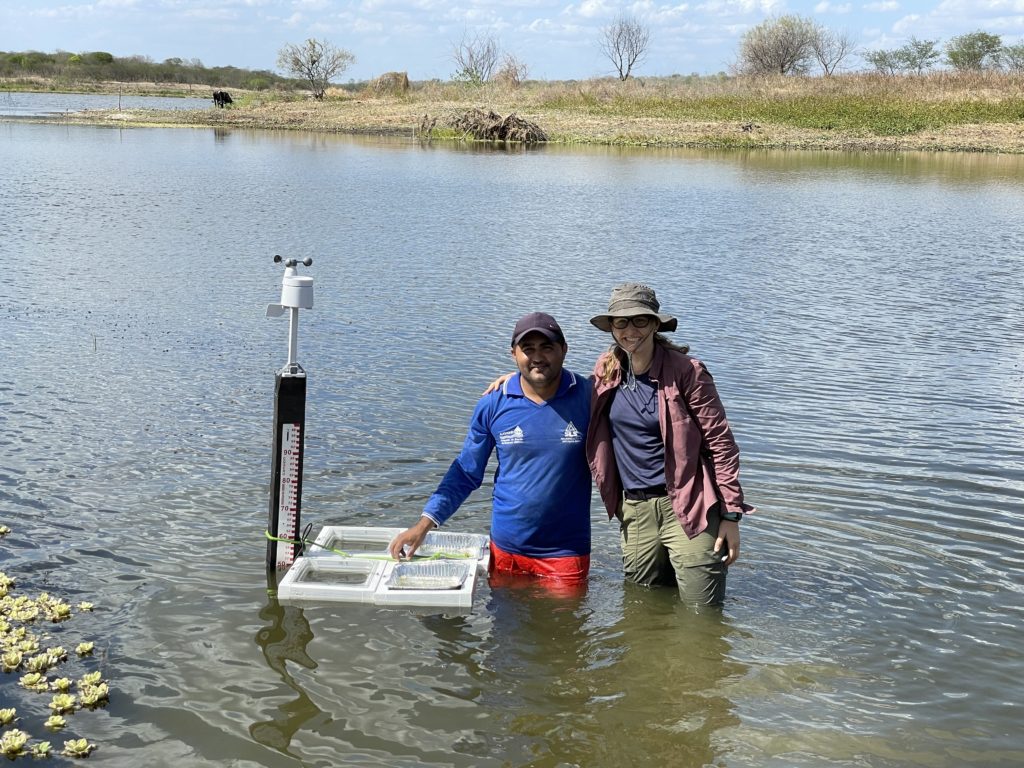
[{"x1": 2, "y1": 0, "x2": 1022, "y2": 81}]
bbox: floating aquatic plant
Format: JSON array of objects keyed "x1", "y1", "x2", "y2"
[
  {"x1": 79, "y1": 682, "x2": 109, "y2": 708},
  {"x1": 76, "y1": 642, "x2": 94, "y2": 656},
  {"x1": 62, "y1": 738, "x2": 94, "y2": 758},
  {"x1": 1, "y1": 570, "x2": 106, "y2": 759},
  {"x1": 30, "y1": 741, "x2": 51, "y2": 758},
  {"x1": 49, "y1": 693, "x2": 76, "y2": 714},
  {"x1": 51, "y1": 677, "x2": 73, "y2": 693},
  {"x1": 18, "y1": 672, "x2": 49, "y2": 692},
  {"x1": 2, "y1": 650, "x2": 23, "y2": 671},
  {"x1": 0, "y1": 729, "x2": 29, "y2": 758},
  {"x1": 26, "y1": 652, "x2": 56, "y2": 673}
]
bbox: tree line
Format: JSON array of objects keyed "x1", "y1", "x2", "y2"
[
  {"x1": 0, "y1": 49, "x2": 297, "y2": 91},
  {"x1": 4, "y1": 20, "x2": 1023, "y2": 101},
  {"x1": 731, "y1": 18, "x2": 1024, "y2": 77}
]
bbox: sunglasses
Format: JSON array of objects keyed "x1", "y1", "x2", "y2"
[{"x1": 611, "y1": 316, "x2": 654, "y2": 330}]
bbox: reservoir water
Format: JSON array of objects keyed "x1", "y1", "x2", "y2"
[{"x1": 1, "y1": 105, "x2": 1023, "y2": 767}]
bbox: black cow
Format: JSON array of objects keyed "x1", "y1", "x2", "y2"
[{"x1": 212, "y1": 91, "x2": 233, "y2": 108}]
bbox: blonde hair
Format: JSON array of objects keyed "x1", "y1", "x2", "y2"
[{"x1": 597, "y1": 334, "x2": 690, "y2": 385}]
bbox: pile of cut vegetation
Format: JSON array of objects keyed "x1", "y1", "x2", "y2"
[{"x1": 446, "y1": 108, "x2": 547, "y2": 143}]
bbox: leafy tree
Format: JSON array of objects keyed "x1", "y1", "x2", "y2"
[
  {"x1": 277, "y1": 38, "x2": 355, "y2": 99},
  {"x1": 737, "y1": 15, "x2": 818, "y2": 75},
  {"x1": 599, "y1": 15, "x2": 651, "y2": 81},
  {"x1": 945, "y1": 31, "x2": 1003, "y2": 71},
  {"x1": 1003, "y1": 42, "x2": 1024, "y2": 73},
  {"x1": 896, "y1": 37, "x2": 941, "y2": 74},
  {"x1": 864, "y1": 48, "x2": 901, "y2": 76},
  {"x1": 451, "y1": 32, "x2": 499, "y2": 84}
]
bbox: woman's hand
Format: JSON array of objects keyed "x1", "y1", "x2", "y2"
[
  {"x1": 482, "y1": 372, "x2": 514, "y2": 395},
  {"x1": 714, "y1": 520, "x2": 741, "y2": 566}
]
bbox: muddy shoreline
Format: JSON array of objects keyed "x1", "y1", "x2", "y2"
[{"x1": 7, "y1": 82, "x2": 1023, "y2": 153}]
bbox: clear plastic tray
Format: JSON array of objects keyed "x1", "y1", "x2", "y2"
[
  {"x1": 309, "y1": 526, "x2": 404, "y2": 557},
  {"x1": 310, "y1": 526, "x2": 490, "y2": 574},
  {"x1": 276, "y1": 556, "x2": 385, "y2": 603}
]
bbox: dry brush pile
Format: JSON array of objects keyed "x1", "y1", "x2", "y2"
[{"x1": 437, "y1": 107, "x2": 548, "y2": 142}]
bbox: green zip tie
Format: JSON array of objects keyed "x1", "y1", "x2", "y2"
[{"x1": 263, "y1": 530, "x2": 474, "y2": 561}]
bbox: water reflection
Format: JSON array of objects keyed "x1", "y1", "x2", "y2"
[
  {"x1": 250, "y1": 574, "x2": 319, "y2": 758},
  {"x1": 2, "y1": 116, "x2": 1023, "y2": 767}
]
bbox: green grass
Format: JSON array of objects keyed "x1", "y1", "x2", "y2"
[{"x1": 536, "y1": 77, "x2": 1024, "y2": 136}]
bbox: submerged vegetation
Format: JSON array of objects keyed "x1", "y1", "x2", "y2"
[{"x1": 0, "y1": 531, "x2": 107, "y2": 761}]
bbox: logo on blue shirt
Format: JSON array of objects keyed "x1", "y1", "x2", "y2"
[{"x1": 499, "y1": 425, "x2": 525, "y2": 445}]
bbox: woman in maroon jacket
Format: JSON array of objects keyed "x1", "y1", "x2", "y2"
[{"x1": 586, "y1": 283, "x2": 754, "y2": 605}]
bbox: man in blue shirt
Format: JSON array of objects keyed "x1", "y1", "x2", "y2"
[{"x1": 388, "y1": 312, "x2": 592, "y2": 583}]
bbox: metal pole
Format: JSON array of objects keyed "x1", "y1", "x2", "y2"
[
  {"x1": 266, "y1": 256, "x2": 314, "y2": 570},
  {"x1": 287, "y1": 307, "x2": 299, "y2": 368}
]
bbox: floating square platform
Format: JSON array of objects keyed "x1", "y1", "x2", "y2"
[
  {"x1": 308, "y1": 526, "x2": 404, "y2": 557},
  {"x1": 276, "y1": 556, "x2": 386, "y2": 603},
  {"x1": 279, "y1": 526, "x2": 489, "y2": 610},
  {"x1": 309, "y1": 526, "x2": 490, "y2": 573},
  {"x1": 374, "y1": 561, "x2": 477, "y2": 610}
]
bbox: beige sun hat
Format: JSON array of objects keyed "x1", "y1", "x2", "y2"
[{"x1": 590, "y1": 283, "x2": 678, "y2": 333}]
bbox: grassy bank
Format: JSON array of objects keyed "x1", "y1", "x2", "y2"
[{"x1": 9, "y1": 72, "x2": 1024, "y2": 153}]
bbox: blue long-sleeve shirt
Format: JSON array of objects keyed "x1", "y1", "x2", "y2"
[{"x1": 423, "y1": 370, "x2": 592, "y2": 558}]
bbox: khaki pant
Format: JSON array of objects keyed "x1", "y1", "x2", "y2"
[{"x1": 619, "y1": 495, "x2": 726, "y2": 605}]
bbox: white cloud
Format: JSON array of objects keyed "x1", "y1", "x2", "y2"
[
  {"x1": 623, "y1": 0, "x2": 692, "y2": 22},
  {"x1": 891, "y1": 12, "x2": 919, "y2": 32},
  {"x1": 815, "y1": 1, "x2": 852, "y2": 12},
  {"x1": 563, "y1": 0, "x2": 617, "y2": 18},
  {"x1": 694, "y1": 0, "x2": 780, "y2": 17},
  {"x1": 862, "y1": 0, "x2": 898, "y2": 10}
]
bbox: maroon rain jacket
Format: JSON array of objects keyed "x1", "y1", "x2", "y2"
[{"x1": 586, "y1": 343, "x2": 755, "y2": 539}]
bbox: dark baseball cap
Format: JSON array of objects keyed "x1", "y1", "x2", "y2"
[{"x1": 511, "y1": 312, "x2": 565, "y2": 348}]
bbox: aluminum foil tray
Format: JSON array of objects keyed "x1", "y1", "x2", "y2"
[
  {"x1": 419, "y1": 532, "x2": 489, "y2": 559},
  {"x1": 384, "y1": 562, "x2": 471, "y2": 590}
]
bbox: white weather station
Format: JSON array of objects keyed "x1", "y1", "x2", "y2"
[{"x1": 264, "y1": 256, "x2": 488, "y2": 611}]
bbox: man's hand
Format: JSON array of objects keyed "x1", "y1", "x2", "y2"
[
  {"x1": 482, "y1": 372, "x2": 514, "y2": 395},
  {"x1": 713, "y1": 520, "x2": 741, "y2": 566},
  {"x1": 388, "y1": 517, "x2": 436, "y2": 560}
]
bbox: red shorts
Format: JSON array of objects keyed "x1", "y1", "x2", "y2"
[{"x1": 488, "y1": 541, "x2": 590, "y2": 583}]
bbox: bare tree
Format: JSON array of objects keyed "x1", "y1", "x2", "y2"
[
  {"x1": 600, "y1": 15, "x2": 650, "y2": 81},
  {"x1": 493, "y1": 53, "x2": 529, "y2": 88},
  {"x1": 277, "y1": 39, "x2": 354, "y2": 99},
  {"x1": 452, "y1": 32, "x2": 500, "y2": 84},
  {"x1": 737, "y1": 15, "x2": 818, "y2": 76},
  {"x1": 812, "y1": 28, "x2": 856, "y2": 76}
]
